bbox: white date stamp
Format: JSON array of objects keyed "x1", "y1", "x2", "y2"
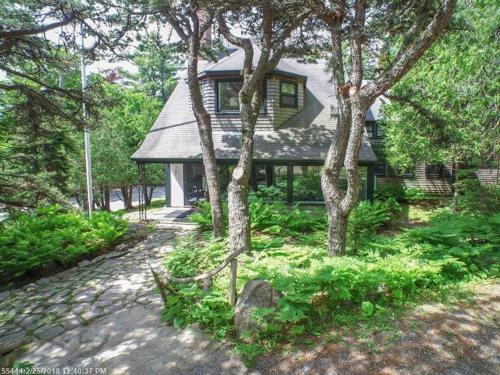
[{"x1": 1, "y1": 368, "x2": 107, "y2": 375}]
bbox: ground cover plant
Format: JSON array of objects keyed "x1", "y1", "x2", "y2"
[
  {"x1": 163, "y1": 201, "x2": 500, "y2": 365},
  {"x1": 0, "y1": 205, "x2": 128, "y2": 282}
]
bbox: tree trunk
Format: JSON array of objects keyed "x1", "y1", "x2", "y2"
[
  {"x1": 103, "y1": 186, "x2": 110, "y2": 211},
  {"x1": 145, "y1": 185, "x2": 155, "y2": 206},
  {"x1": 325, "y1": 204, "x2": 348, "y2": 256},
  {"x1": 320, "y1": 29, "x2": 352, "y2": 256},
  {"x1": 187, "y1": 32, "x2": 224, "y2": 238},
  {"x1": 121, "y1": 185, "x2": 134, "y2": 210}
]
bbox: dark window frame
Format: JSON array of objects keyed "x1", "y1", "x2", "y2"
[
  {"x1": 366, "y1": 120, "x2": 384, "y2": 139},
  {"x1": 425, "y1": 163, "x2": 445, "y2": 179},
  {"x1": 214, "y1": 78, "x2": 267, "y2": 114},
  {"x1": 279, "y1": 80, "x2": 298, "y2": 108}
]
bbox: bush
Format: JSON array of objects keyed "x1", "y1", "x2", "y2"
[
  {"x1": 0, "y1": 205, "x2": 127, "y2": 280},
  {"x1": 375, "y1": 185, "x2": 439, "y2": 203},
  {"x1": 163, "y1": 210, "x2": 499, "y2": 364},
  {"x1": 347, "y1": 198, "x2": 400, "y2": 252},
  {"x1": 455, "y1": 169, "x2": 500, "y2": 214},
  {"x1": 190, "y1": 198, "x2": 326, "y2": 235}
]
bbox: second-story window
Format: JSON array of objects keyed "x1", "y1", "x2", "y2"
[
  {"x1": 217, "y1": 80, "x2": 243, "y2": 112},
  {"x1": 280, "y1": 80, "x2": 298, "y2": 108},
  {"x1": 366, "y1": 121, "x2": 384, "y2": 138}
]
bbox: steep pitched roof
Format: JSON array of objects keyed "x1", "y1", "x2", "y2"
[
  {"x1": 199, "y1": 48, "x2": 307, "y2": 80},
  {"x1": 132, "y1": 52, "x2": 378, "y2": 163}
]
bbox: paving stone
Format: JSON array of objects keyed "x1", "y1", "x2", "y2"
[
  {"x1": 0, "y1": 332, "x2": 31, "y2": 355},
  {"x1": 71, "y1": 303, "x2": 92, "y2": 315},
  {"x1": 18, "y1": 314, "x2": 42, "y2": 329},
  {"x1": 0, "y1": 324, "x2": 20, "y2": 337},
  {"x1": 81, "y1": 308, "x2": 105, "y2": 322},
  {"x1": 34, "y1": 324, "x2": 65, "y2": 340},
  {"x1": 78, "y1": 260, "x2": 91, "y2": 267},
  {"x1": 73, "y1": 291, "x2": 96, "y2": 303},
  {"x1": 60, "y1": 315, "x2": 82, "y2": 330}
]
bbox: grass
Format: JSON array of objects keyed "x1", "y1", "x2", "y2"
[{"x1": 162, "y1": 205, "x2": 500, "y2": 365}]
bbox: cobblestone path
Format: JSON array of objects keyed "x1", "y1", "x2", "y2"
[{"x1": 0, "y1": 228, "x2": 245, "y2": 374}]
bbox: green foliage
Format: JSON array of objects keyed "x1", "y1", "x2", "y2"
[
  {"x1": 163, "y1": 209, "x2": 499, "y2": 364},
  {"x1": 382, "y1": 0, "x2": 499, "y2": 167},
  {"x1": 375, "y1": 185, "x2": 438, "y2": 203},
  {"x1": 162, "y1": 284, "x2": 233, "y2": 340},
  {"x1": 347, "y1": 198, "x2": 400, "y2": 252},
  {"x1": 0, "y1": 205, "x2": 127, "y2": 279},
  {"x1": 454, "y1": 169, "x2": 500, "y2": 214},
  {"x1": 190, "y1": 198, "x2": 326, "y2": 235}
]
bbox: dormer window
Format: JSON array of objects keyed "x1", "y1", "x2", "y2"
[
  {"x1": 216, "y1": 79, "x2": 242, "y2": 113},
  {"x1": 215, "y1": 78, "x2": 267, "y2": 114},
  {"x1": 280, "y1": 80, "x2": 298, "y2": 108}
]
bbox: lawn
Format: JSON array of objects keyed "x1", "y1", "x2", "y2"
[{"x1": 161, "y1": 199, "x2": 500, "y2": 365}]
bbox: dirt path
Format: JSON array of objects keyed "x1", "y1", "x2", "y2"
[
  {"x1": 252, "y1": 282, "x2": 500, "y2": 375},
  {"x1": 1, "y1": 228, "x2": 245, "y2": 374}
]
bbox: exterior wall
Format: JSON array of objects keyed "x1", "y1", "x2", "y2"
[
  {"x1": 476, "y1": 168, "x2": 499, "y2": 185},
  {"x1": 376, "y1": 163, "x2": 454, "y2": 195},
  {"x1": 201, "y1": 75, "x2": 304, "y2": 130},
  {"x1": 266, "y1": 76, "x2": 304, "y2": 128},
  {"x1": 170, "y1": 163, "x2": 185, "y2": 207}
]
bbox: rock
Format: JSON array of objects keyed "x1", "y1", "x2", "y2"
[
  {"x1": 78, "y1": 260, "x2": 91, "y2": 267},
  {"x1": 34, "y1": 324, "x2": 65, "y2": 340},
  {"x1": 122, "y1": 223, "x2": 150, "y2": 242},
  {"x1": 234, "y1": 280, "x2": 283, "y2": 337},
  {"x1": 0, "y1": 332, "x2": 31, "y2": 355}
]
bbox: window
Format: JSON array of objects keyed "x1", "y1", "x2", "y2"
[
  {"x1": 425, "y1": 163, "x2": 445, "y2": 179},
  {"x1": 366, "y1": 121, "x2": 384, "y2": 138},
  {"x1": 216, "y1": 80, "x2": 242, "y2": 112},
  {"x1": 280, "y1": 80, "x2": 298, "y2": 108},
  {"x1": 215, "y1": 79, "x2": 267, "y2": 113},
  {"x1": 374, "y1": 162, "x2": 387, "y2": 177},
  {"x1": 388, "y1": 166, "x2": 415, "y2": 178}
]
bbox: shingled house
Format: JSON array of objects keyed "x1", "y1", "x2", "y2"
[{"x1": 132, "y1": 49, "x2": 380, "y2": 207}]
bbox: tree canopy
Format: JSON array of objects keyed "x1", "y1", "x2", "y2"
[{"x1": 381, "y1": 0, "x2": 499, "y2": 168}]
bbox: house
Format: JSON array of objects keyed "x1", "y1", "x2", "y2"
[
  {"x1": 365, "y1": 98, "x2": 456, "y2": 195},
  {"x1": 132, "y1": 49, "x2": 381, "y2": 207},
  {"x1": 367, "y1": 99, "x2": 499, "y2": 195}
]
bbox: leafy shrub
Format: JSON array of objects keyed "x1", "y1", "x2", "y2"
[
  {"x1": 0, "y1": 205, "x2": 127, "y2": 279},
  {"x1": 347, "y1": 198, "x2": 400, "y2": 252},
  {"x1": 163, "y1": 210, "x2": 499, "y2": 364},
  {"x1": 455, "y1": 169, "x2": 500, "y2": 214},
  {"x1": 189, "y1": 201, "x2": 219, "y2": 231},
  {"x1": 376, "y1": 185, "x2": 438, "y2": 203},
  {"x1": 190, "y1": 198, "x2": 326, "y2": 235}
]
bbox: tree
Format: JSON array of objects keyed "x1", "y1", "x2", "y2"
[
  {"x1": 70, "y1": 80, "x2": 163, "y2": 210},
  {"x1": 381, "y1": 0, "x2": 499, "y2": 170},
  {"x1": 119, "y1": 31, "x2": 181, "y2": 103},
  {"x1": 0, "y1": 0, "x2": 146, "y2": 125},
  {"x1": 152, "y1": 1, "x2": 225, "y2": 237},
  {"x1": 309, "y1": 0, "x2": 457, "y2": 255},
  {"x1": 217, "y1": 2, "x2": 310, "y2": 304}
]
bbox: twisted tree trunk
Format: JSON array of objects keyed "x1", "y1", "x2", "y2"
[{"x1": 186, "y1": 24, "x2": 224, "y2": 238}]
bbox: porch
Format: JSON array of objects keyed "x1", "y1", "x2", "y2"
[{"x1": 136, "y1": 160, "x2": 375, "y2": 213}]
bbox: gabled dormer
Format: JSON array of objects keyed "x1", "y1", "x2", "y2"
[{"x1": 198, "y1": 48, "x2": 306, "y2": 129}]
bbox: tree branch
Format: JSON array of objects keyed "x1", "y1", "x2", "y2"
[
  {"x1": 361, "y1": 0, "x2": 457, "y2": 103},
  {"x1": 0, "y1": 13, "x2": 76, "y2": 39}
]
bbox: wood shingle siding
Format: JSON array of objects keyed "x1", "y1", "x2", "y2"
[
  {"x1": 132, "y1": 49, "x2": 378, "y2": 164},
  {"x1": 476, "y1": 168, "x2": 500, "y2": 185},
  {"x1": 376, "y1": 163, "x2": 454, "y2": 195}
]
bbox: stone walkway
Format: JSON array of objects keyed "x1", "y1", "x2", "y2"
[{"x1": 0, "y1": 228, "x2": 246, "y2": 374}]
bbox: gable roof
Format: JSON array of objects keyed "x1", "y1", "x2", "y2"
[{"x1": 132, "y1": 52, "x2": 378, "y2": 164}]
